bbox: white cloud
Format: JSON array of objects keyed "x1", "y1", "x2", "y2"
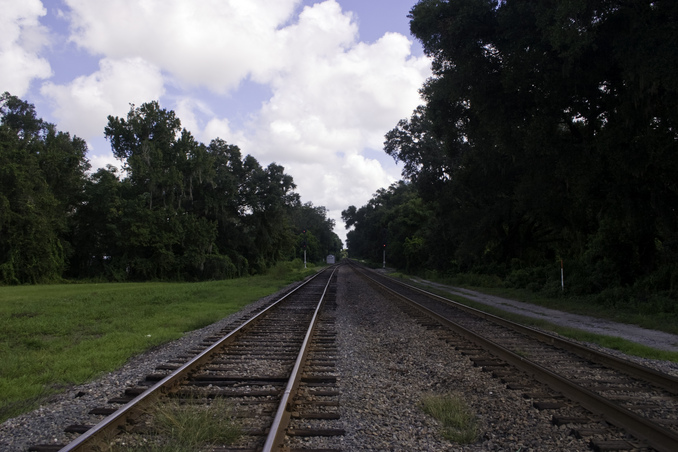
[
  {"x1": 55, "y1": 0, "x2": 429, "y2": 156},
  {"x1": 173, "y1": 97, "x2": 210, "y2": 136},
  {"x1": 0, "y1": 0, "x2": 52, "y2": 96},
  {"x1": 322, "y1": 153, "x2": 397, "y2": 209},
  {"x1": 288, "y1": 153, "x2": 399, "y2": 242},
  {"x1": 171, "y1": 96, "x2": 248, "y2": 147},
  {"x1": 88, "y1": 150, "x2": 120, "y2": 173},
  {"x1": 239, "y1": 2, "x2": 430, "y2": 243},
  {"x1": 65, "y1": 0, "x2": 301, "y2": 93},
  {"x1": 40, "y1": 57, "x2": 165, "y2": 139},
  {"x1": 272, "y1": 0, "x2": 358, "y2": 68},
  {"x1": 204, "y1": 117, "x2": 241, "y2": 144},
  {"x1": 245, "y1": 3, "x2": 430, "y2": 165}
]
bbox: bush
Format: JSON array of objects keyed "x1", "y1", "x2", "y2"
[
  {"x1": 540, "y1": 280, "x2": 564, "y2": 298},
  {"x1": 203, "y1": 254, "x2": 238, "y2": 280},
  {"x1": 593, "y1": 286, "x2": 630, "y2": 309},
  {"x1": 505, "y1": 264, "x2": 559, "y2": 292},
  {"x1": 506, "y1": 268, "x2": 531, "y2": 289},
  {"x1": 634, "y1": 264, "x2": 678, "y2": 298}
]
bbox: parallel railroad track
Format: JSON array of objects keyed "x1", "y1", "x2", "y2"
[
  {"x1": 30, "y1": 266, "x2": 343, "y2": 452},
  {"x1": 350, "y1": 262, "x2": 678, "y2": 452}
]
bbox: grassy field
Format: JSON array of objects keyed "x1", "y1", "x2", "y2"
[{"x1": 0, "y1": 264, "x2": 318, "y2": 423}]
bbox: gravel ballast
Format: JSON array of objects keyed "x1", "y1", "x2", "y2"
[
  {"x1": 334, "y1": 266, "x2": 591, "y2": 451},
  {"x1": 1, "y1": 266, "x2": 676, "y2": 451}
]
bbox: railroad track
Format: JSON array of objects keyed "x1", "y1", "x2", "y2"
[
  {"x1": 349, "y1": 262, "x2": 678, "y2": 452},
  {"x1": 30, "y1": 266, "x2": 343, "y2": 452}
]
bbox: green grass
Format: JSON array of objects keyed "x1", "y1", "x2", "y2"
[
  {"x1": 0, "y1": 264, "x2": 319, "y2": 423},
  {"x1": 420, "y1": 393, "x2": 479, "y2": 444}
]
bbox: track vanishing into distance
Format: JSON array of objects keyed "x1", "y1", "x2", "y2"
[
  {"x1": 348, "y1": 261, "x2": 678, "y2": 452},
  {"x1": 30, "y1": 266, "x2": 342, "y2": 452},
  {"x1": 26, "y1": 260, "x2": 678, "y2": 451}
]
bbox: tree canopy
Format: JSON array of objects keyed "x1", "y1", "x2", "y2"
[
  {"x1": 0, "y1": 93, "x2": 89, "y2": 284},
  {"x1": 347, "y1": 1, "x2": 678, "y2": 298},
  {"x1": 0, "y1": 94, "x2": 341, "y2": 284}
]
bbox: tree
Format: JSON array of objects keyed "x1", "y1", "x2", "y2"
[
  {"x1": 237, "y1": 159, "x2": 298, "y2": 272},
  {"x1": 1, "y1": 96, "x2": 339, "y2": 283},
  {"x1": 105, "y1": 103, "x2": 310, "y2": 278},
  {"x1": 0, "y1": 124, "x2": 63, "y2": 283},
  {"x1": 68, "y1": 166, "x2": 124, "y2": 279},
  {"x1": 105, "y1": 101, "x2": 183, "y2": 210},
  {"x1": 290, "y1": 203, "x2": 343, "y2": 262},
  {"x1": 0, "y1": 93, "x2": 90, "y2": 284},
  {"x1": 343, "y1": 182, "x2": 432, "y2": 270},
  {"x1": 104, "y1": 102, "x2": 221, "y2": 279},
  {"x1": 395, "y1": 0, "x2": 678, "y2": 288}
]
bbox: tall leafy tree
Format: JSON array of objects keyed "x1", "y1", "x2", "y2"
[
  {"x1": 0, "y1": 124, "x2": 62, "y2": 284},
  {"x1": 104, "y1": 102, "x2": 309, "y2": 279},
  {"x1": 104, "y1": 102, "x2": 221, "y2": 279},
  {"x1": 68, "y1": 166, "x2": 124, "y2": 279},
  {"x1": 237, "y1": 159, "x2": 298, "y2": 272},
  {"x1": 0, "y1": 93, "x2": 89, "y2": 284},
  {"x1": 105, "y1": 101, "x2": 184, "y2": 210},
  {"x1": 390, "y1": 0, "x2": 678, "y2": 289}
]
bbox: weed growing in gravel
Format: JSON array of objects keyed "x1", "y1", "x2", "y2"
[
  {"x1": 512, "y1": 348, "x2": 530, "y2": 358},
  {"x1": 420, "y1": 393, "x2": 479, "y2": 444},
  {"x1": 105, "y1": 396, "x2": 241, "y2": 451},
  {"x1": 149, "y1": 396, "x2": 241, "y2": 449}
]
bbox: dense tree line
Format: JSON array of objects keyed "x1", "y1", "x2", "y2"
[
  {"x1": 342, "y1": 181, "x2": 433, "y2": 271},
  {"x1": 345, "y1": 0, "x2": 678, "y2": 300},
  {"x1": 0, "y1": 93, "x2": 341, "y2": 284}
]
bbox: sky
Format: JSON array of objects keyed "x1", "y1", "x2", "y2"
[{"x1": 1, "y1": 0, "x2": 431, "y2": 245}]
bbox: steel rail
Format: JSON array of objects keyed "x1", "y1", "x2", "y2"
[
  {"x1": 262, "y1": 265, "x2": 339, "y2": 451},
  {"x1": 58, "y1": 268, "x2": 331, "y2": 452},
  {"x1": 354, "y1": 265, "x2": 678, "y2": 452},
  {"x1": 354, "y1": 261, "x2": 678, "y2": 395}
]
